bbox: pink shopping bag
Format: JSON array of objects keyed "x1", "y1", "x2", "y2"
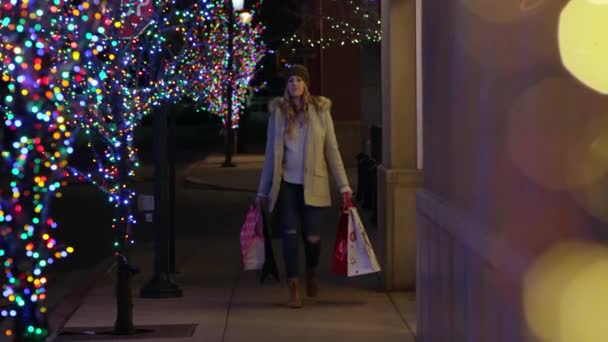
[{"x1": 240, "y1": 205, "x2": 265, "y2": 270}]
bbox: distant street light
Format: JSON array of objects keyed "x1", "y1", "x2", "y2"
[
  {"x1": 239, "y1": 11, "x2": 252, "y2": 24},
  {"x1": 232, "y1": 0, "x2": 245, "y2": 11}
]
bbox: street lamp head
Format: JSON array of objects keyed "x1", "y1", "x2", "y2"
[
  {"x1": 232, "y1": 0, "x2": 245, "y2": 11},
  {"x1": 238, "y1": 11, "x2": 252, "y2": 24}
]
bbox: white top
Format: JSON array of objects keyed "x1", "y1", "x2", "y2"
[{"x1": 282, "y1": 117, "x2": 307, "y2": 184}]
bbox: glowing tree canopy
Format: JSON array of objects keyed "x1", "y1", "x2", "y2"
[
  {"x1": 67, "y1": 0, "x2": 152, "y2": 258},
  {"x1": 186, "y1": 0, "x2": 267, "y2": 129},
  {"x1": 68, "y1": 0, "x2": 218, "y2": 259},
  {"x1": 61, "y1": 0, "x2": 219, "y2": 334},
  {"x1": 0, "y1": 0, "x2": 105, "y2": 339}
]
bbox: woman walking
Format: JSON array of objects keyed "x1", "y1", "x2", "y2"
[{"x1": 256, "y1": 64, "x2": 352, "y2": 308}]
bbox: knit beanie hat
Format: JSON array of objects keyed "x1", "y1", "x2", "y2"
[{"x1": 286, "y1": 64, "x2": 310, "y2": 88}]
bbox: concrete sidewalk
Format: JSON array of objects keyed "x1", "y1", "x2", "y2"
[{"x1": 52, "y1": 154, "x2": 416, "y2": 341}]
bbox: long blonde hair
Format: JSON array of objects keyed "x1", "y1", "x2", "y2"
[{"x1": 281, "y1": 83, "x2": 319, "y2": 139}]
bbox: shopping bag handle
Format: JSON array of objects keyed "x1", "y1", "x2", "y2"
[{"x1": 341, "y1": 197, "x2": 353, "y2": 213}]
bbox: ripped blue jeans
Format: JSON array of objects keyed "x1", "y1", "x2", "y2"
[{"x1": 278, "y1": 181, "x2": 323, "y2": 279}]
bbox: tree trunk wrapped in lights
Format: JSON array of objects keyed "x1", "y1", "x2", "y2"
[
  {"x1": 66, "y1": 0, "x2": 220, "y2": 334},
  {"x1": 0, "y1": 1, "x2": 105, "y2": 340},
  {"x1": 185, "y1": 0, "x2": 266, "y2": 164}
]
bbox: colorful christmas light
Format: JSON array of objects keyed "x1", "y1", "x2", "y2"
[
  {"x1": 0, "y1": 0, "x2": 104, "y2": 339},
  {"x1": 67, "y1": 0, "x2": 219, "y2": 260},
  {"x1": 281, "y1": 0, "x2": 380, "y2": 50},
  {"x1": 1, "y1": 0, "x2": 256, "y2": 338}
]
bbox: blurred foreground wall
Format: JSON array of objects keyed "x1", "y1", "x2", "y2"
[{"x1": 417, "y1": 1, "x2": 608, "y2": 341}]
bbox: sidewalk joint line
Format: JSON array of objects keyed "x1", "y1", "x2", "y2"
[
  {"x1": 221, "y1": 265, "x2": 242, "y2": 342},
  {"x1": 387, "y1": 289, "x2": 418, "y2": 341},
  {"x1": 183, "y1": 179, "x2": 257, "y2": 194}
]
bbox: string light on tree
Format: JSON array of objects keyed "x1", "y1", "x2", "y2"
[
  {"x1": 68, "y1": 0, "x2": 216, "y2": 261},
  {"x1": 281, "y1": 0, "x2": 380, "y2": 49},
  {"x1": 0, "y1": 1, "x2": 104, "y2": 339},
  {"x1": 67, "y1": 0, "x2": 150, "y2": 261},
  {"x1": 64, "y1": 0, "x2": 218, "y2": 333}
]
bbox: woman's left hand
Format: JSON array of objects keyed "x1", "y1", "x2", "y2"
[{"x1": 342, "y1": 191, "x2": 353, "y2": 208}]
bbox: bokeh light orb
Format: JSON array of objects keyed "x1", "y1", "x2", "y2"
[
  {"x1": 507, "y1": 78, "x2": 608, "y2": 190},
  {"x1": 525, "y1": 241, "x2": 608, "y2": 342},
  {"x1": 558, "y1": 0, "x2": 608, "y2": 94}
]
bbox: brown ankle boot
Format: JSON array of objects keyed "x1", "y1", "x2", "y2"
[
  {"x1": 287, "y1": 278, "x2": 303, "y2": 308},
  {"x1": 306, "y1": 267, "x2": 318, "y2": 297}
]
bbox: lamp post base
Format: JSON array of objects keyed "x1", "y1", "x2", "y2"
[{"x1": 140, "y1": 273, "x2": 183, "y2": 298}]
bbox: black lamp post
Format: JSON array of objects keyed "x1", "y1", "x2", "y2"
[
  {"x1": 140, "y1": 104, "x2": 182, "y2": 299},
  {"x1": 222, "y1": 0, "x2": 251, "y2": 167}
]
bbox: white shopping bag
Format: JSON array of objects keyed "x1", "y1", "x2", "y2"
[
  {"x1": 347, "y1": 207, "x2": 381, "y2": 276},
  {"x1": 240, "y1": 205, "x2": 265, "y2": 271},
  {"x1": 243, "y1": 236, "x2": 265, "y2": 271}
]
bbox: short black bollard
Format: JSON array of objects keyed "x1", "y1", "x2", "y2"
[
  {"x1": 368, "y1": 158, "x2": 379, "y2": 223},
  {"x1": 114, "y1": 254, "x2": 140, "y2": 335},
  {"x1": 356, "y1": 153, "x2": 370, "y2": 206}
]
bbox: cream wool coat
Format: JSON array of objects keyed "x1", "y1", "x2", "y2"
[{"x1": 257, "y1": 96, "x2": 351, "y2": 212}]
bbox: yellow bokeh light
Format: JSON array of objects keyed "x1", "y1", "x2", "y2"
[
  {"x1": 558, "y1": 0, "x2": 608, "y2": 94},
  {"x1": 507, "y1": 77, "x2": 608, "y2": 190},
  {"x1": 561, "y1": 258, "x2": 608, "y2": 341},
  {"x1": 524, "y1": 241, "x2": 608, "y2": 342}
]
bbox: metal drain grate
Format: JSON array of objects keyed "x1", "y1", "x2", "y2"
[{"x1": 57, "y1": 324, "x2": 197, "y2": 341}]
